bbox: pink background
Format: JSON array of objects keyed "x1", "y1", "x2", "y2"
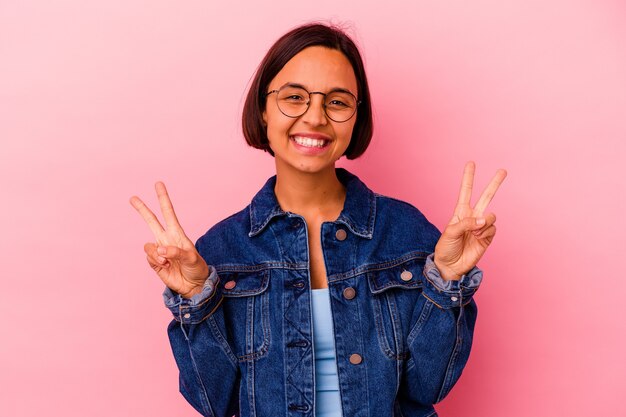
[{"x1": 1, "y1": 0, "x2": 625, "y2": 416}]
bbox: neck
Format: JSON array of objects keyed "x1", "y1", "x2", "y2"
[{"x1": 274, "y1": 163, "x2": 346, "y2": 219}]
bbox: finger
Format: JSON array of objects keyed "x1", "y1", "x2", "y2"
[
  {"x1": 445, "y1": 216, "x2": 486, "y2": 238},
  {"x1": 143, "y1": 242, "x2": 157, "y2": 255},
  {"x1": 472, "y1": 213, "x2": 496, "y2": 235},
  {"x1": 130, "y1": 196, "x2": 165, "y2": 236},
  {"x1": 157, "y1": 245, "x2": 196, "y2": 264},
  {"x1": 147, "y1": 254, "x2": 169, "y2": 271},
  {"x1": 155, "y1": 182, "x2": 182, "y2": 229},
  {"x1": 455, "y1": 161, "x2": 475, "y2": 212},
  {"x1": 144, "y1": 242, "x2": 168, "y2": 266},
  {"x1": 475, "y1": 224, "x2": 496, "y2": 241},
  {"x1": 447, "y1": 214, "x2": 461, "y2": 226},
  {"x1": 474, "y1": 169, "x2": 507, "y2": 216}
]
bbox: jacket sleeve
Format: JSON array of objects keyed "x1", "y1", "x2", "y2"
[
  {"x1": 163, "y1": 266, "x2": 240, "y2": 417},
  {"x1": 400, "y1": 253, "x2": 482, "y2": 408}
]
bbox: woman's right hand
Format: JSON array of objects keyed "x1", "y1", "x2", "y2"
[{"x1": 130, "y1": 182, "x2": 209, "y2": 298}]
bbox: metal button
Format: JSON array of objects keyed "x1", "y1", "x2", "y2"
[
  {"x1": 451, "y1": 296, "x2": 458, "y2": 302},
  {"x1": 349, "y1": 353, "x2": 363, "y2": 365},
  {"x1": 400, "y1": 270, "x2": 413, "y2": 281},
  {"x1": 183, "y1": 313, "x2": 191, "y2": 319},
  {"x1": 343, "y1": 287, "x2": 356, "y2": 300},
  {"x1": 335, "y1": 229, "x2": 347, "y2": 241},
  {"x1": 224, "y1": 280, "x2": 236, "y2": 290},
  {"x1": 293, "y1": 281, "x2": 305, "y2": 289}
]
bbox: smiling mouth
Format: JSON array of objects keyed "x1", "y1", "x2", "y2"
[{"x1": 291, "y1": 136, "x2": 330, "y2": 148}]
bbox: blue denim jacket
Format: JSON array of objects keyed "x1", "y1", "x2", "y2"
[{"x1": 163, "y1": 168, "x2": 482, "y2": 417}]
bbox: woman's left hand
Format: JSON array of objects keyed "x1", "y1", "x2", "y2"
[{"x1": 434, "y1": 161, "x2": 507, "y2": 281}]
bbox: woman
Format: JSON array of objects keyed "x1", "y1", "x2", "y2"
[{"x1": 131, "y1": 23, "x2": 506, "y2": 417}]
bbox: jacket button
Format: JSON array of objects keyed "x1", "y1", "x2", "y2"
[
  {"x1": 335, "y1": 229, "x2": 347, "y2": 241},
  {"x1": 349, "y1": 353, "x2": 363, "y2": 364},
  {"x1": 224, "y1": 280, "x2": 236, "y2": 290},
  {"x1": 400, "y1": 270, "x2": 413, "y2": 281},
  {"x1": 343, "y1": 287, "x2": 356, "y2": 300},
  {"x1": 183, "y1": 313, "x2": 191, "y2": 319}
]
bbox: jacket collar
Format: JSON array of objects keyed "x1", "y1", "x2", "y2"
[{"x1": 249, "y1": 168, "x2": 376, "y2": 239}]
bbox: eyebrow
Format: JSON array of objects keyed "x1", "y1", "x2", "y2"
[{"x1": 279, "y1": 82, "x2": 357, "y2": 97}]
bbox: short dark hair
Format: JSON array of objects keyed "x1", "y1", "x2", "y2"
[{"x1": 242, "y1": 23, "x2": 373, "y2": 159}]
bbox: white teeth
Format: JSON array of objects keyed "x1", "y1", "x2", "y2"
[{"x1": 293, "y1": 136, "x2": 327, "y2": 148}]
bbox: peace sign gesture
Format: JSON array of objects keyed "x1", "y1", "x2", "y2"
[
  {"x1": 130, "y1": 182, "x2": 209, "y2": 298},
  {"x1": 434, "y1": 162, "x2": 507, "y2": 281}
]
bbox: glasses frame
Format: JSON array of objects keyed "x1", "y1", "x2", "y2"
[{"x1": 265, "y1": 84, "x2": 361, "y2": 123}]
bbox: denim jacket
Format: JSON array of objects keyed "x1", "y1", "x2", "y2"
[{"x1": 163, "y1": 168, "x2": 482, "y2": 417}]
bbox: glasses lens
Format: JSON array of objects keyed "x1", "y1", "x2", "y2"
[
  {"x1": 276, "y1": 86, "x2": 309, "y2": 118},
  {"x1": 324, "y1": 90, "x2": 357, "y2": 122},
  {"x1": 274, "y1": 86, "x2": 358, "y2": 122}
]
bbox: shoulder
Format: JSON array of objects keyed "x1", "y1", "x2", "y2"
[
  {"x1": 372, "y1": 192, "x2": 441, "y2": 254},
  {"x1": 195, "y1": 205, "x2": 252, "y2": 262},
  {"x1": 374, "y1": 192, "x2": 428, "y2": 220}
]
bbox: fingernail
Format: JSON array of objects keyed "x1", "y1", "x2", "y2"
[
  {"x1": 157, "y1": 247, "x2": 166, "y2": 255},
  {"x1": 476, "y1": 218, "x2": 485, "y2": 226}
]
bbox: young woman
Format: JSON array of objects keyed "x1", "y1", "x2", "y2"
[{"x1": 131, "y1": 23, "x2": 506, "y2": 417}]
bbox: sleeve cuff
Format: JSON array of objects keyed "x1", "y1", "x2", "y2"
[
  {"x1": 421, "y1": 253, "x2": 483, "y2": 309},
  {"x1": 162, "y1": 265, "x2": 223, "y2": 324}
]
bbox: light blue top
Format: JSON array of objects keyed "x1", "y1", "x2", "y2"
[{"x1": 312, "y1": 288, "x2": 343, "y2": 417}]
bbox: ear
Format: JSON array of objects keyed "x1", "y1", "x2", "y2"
[{"x1": 262, "y1": 110, "x2": 267, "y2": 126}]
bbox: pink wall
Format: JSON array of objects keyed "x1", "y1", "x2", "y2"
[{"x1": 1, "y1": 0, "x2": 625, "y2": 415}]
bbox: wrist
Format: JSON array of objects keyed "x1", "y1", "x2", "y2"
[
  {"x1": 433, "y1": 256, "x2": 462, "y2": 281},
  {"x1": 179, "y1": 267, "x2": 210, "y2": 299},
  {"x1": 179, "y1": 284, "x2": 205, "y2": 299}
]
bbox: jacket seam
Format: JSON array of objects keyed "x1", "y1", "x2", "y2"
[
  {"x1": 328, "y1": 251, "x2": 431, "y2": 282},
  {"x1": 436, "y1": 291, "x2": 464, "y2": 403},
  {"x1": 186, "y1": 335, "x2": 216, "y2": 417}
]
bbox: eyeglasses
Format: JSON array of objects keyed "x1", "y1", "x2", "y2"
[{"x1": 266, "y1": 84, "x2": 360, "y2": 123}]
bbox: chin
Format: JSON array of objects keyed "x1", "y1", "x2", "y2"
[
  {"x1": 277, "y1": 158, "x2": 336, "y2": 176},
  {"x1": 294, "y1": 161, "x2": 332, "y2": 173}
]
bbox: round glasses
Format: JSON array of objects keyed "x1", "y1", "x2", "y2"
[{"x1": 266, "y1": 84, "x2": 360, "y2": 123}]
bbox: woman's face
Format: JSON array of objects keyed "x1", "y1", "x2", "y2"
[{"x1": 263, "y1": 46, "x2": 358, "y2": 176}]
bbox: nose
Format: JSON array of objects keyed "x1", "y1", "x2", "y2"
[{"x1": 300, "y1": 93, "x2": 328, "y2": 126}]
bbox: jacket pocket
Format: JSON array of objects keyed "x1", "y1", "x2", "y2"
[
  {"x1": 218, "y1": 268, "x2": 271, "y2": 362},
  {"x1": 367, "y1": 257, "x2": 429, "y2": 360}
]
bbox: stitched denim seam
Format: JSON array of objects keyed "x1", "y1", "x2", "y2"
[
  {"x1": 437, "y1": 291, "x2": 464, "y2": 403},
  {"x1": 387, "y1": 291, "x2": 407, "y2": 360},
  {"x1": 407, "y1": 298, "x2": 434, "y2": 345},
  {"x1": 372, "y1": 294, "x2": 394, "y2": 359},
  {"x1": 221, "y1": 270, "x2": 270, "y2": 298},
  {"x1": 215, "y1": 263, "x2": 308, "y2": 273},
  {"x1": 207, "y1": 314, "x2": 238, "y2": 367},
  {"x1": 421, "y1": 289, "x2": 474, "y2": 310},
  {"x1": 328, "y1": 251, "x2": 430, "y2": 282},
  {"x1": 235, "y1": 289, "x2": 271, "y2": 362},
  {"x1": 186, "y1": 337, "x2": 215, "y2": 417}
]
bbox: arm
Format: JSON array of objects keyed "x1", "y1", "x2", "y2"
[
  {"x1": 164, "y1": 270, "x2": 240, "y2": 417},
  {"x1": 399, "y1": 162, "x2": 505, "y2": 408},
  {"x1": 400, "y1": 255, "x2": 482, "y2": 406},
  {"x1": 131, "y1": 183, "x2": 240, "y2": 417}
]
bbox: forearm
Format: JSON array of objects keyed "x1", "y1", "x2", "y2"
[
  {"x1": 164, "y1": 266, "x2": 239, "y2": 416},
  {"x1": 402, "y1": 255, "x2": 482, "y2": 405}
]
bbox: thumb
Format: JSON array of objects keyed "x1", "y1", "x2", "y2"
[{"x1": 445, "y1": 216, "x2": 485, "y2": 238}]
